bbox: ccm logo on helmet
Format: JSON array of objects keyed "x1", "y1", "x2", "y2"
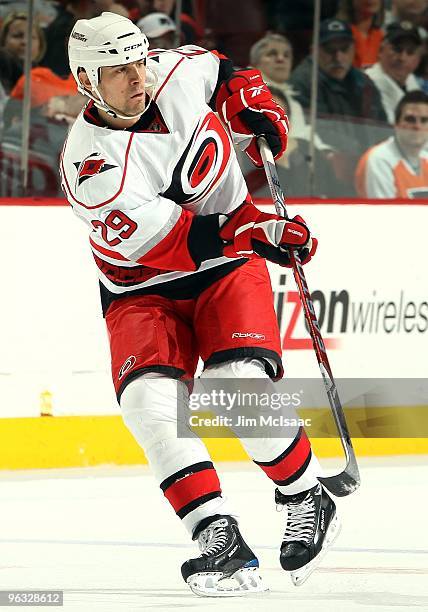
[
  {"x1": 71, "y1": 31, "x2": 87, "y2": 41},
  {"x1": 231, "y1": 332, "x2": 266, "y2": 340},
  {"x1": 124, "y1": 42, "x2": 143, "y2": 51}
]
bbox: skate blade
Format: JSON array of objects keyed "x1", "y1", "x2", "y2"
[
  {"x1": 187, "y1": 566, "x2": 268, "y2": 597},
  {"x1": 291, "y1": 513, "x2": 342, "y2": 587}
]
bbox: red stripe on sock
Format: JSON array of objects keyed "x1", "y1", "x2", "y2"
[
  {"x1": 163, "y1": 468, "x2": 221, "y2": 513},
  {"x1": 258, "y1": 431, "x2": 311, "y2": 482}
]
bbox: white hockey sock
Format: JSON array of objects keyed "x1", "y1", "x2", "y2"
[{"x1": 120, "y1": 374, "x2": 233, "y2": 535}]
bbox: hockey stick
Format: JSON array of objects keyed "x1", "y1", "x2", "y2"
[{"x1": 258, "y1": 137, "x2": 360, "y2": 497}]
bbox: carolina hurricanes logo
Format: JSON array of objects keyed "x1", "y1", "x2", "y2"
[
  {"x1": 163, "y1": 112, "x2": 231, "y2": 205},
  {"x1": 73, "y1": 152, "x2": 118, "y2": 189},
  {"x1": 118, "y1": 355, "x2": 137, "y2": 380}
]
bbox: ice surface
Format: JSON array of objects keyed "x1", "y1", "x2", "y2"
[{"x1": 0, "y1": 457, "x2": 427, "y2": 611}]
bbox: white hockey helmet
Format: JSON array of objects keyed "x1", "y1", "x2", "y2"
[{"x1": 69, "y1": 12, "x2": 154, "y2": 119}]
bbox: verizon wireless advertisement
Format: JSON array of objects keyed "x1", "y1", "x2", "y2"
[{"x1": 266, "y1": 204, "x2": 428, "y2": 380}]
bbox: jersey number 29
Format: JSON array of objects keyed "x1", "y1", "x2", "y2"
[{"x1": 91, "y1": 210, "x2": 137, "y2": 247}]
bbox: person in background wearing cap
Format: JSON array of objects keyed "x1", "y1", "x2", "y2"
[
  {"x1": 365, "y1": 22, "x2": 423, "y2": 123},
  {"x1": 355, "y1": 89, "x2": 428, "y2": 197},
  {"x1": 385, "y1": 0, "x2": 428, "y2": 39},
  {"x1": 289, "y1": 18, "x2": 387, "y2": 161},
  {"x1": 335, "y1": 0, "x2": 385, "y2": 69},
  {"x1": 137, "y1": 11, "x2": 177, "y2": 49}
]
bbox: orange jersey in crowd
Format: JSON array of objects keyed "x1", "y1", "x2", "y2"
[
  {"x1": 355, "y1": 136, "x2": 428, "y2": 198},
  {"x1": 351, "y1": 25, "x2": 383, "y2": 69}
]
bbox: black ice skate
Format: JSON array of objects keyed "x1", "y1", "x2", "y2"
[
  {"x1": 181, "y1": 515, "x2": 267, "y2": 597},
  {"x1": 276, "y1": 483, "x2": 341, "y2": 586}
]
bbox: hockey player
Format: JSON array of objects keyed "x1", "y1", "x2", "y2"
[{"x1": 63, "y1": 12, "x2": 340, "y2": 596}]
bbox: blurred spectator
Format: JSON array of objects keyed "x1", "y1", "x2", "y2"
[
  {"x1": 250, "y1": 33, "x2": 330, "y2": 150},
  {"x1": 0, "y1": 11, "x2": 46, "y2": 67},
  {"x1": 92, "y1": 0, "x2": 129, "y2": 18},
  {"x1": 138, "y1": 12, "x2": 176, "y2": 48},
  {"x1": 0, "y1": 47, "x2": 22, "y2": 93},
  {"x1": 266, "y1": 0, "x2": 339, "y2": 67},
  {"x1": 9, "y1": 66, "x2": 79, "y2": 111},
  {"x1": 365, "y1": 21, "x2": 423, "y2": 123},
  {"x1": 0, "y1": 67, "x2": 84, "y2": 196},
  {"x1": 0, "y1": 106, "x2": 68, "y2": 196},
  {"x1": 0, "y1": 11, "x2": 47, "y2": 129},
  {"x1": 127, "y1": 0, "x2": 153, "y2": 23},
  {"x1": 0, "y1": 12, "x2": 41, "y2": 134},
  {"x1": 415, "y1": 39, "x2": 428, "y2": 91},
  {"x1": 0, "y1": 1, "x2": 58, "y2": 27},
  {"x1": 355, "y1": 90, "x2": 428, "y2": 196},
  {"x1": 385, "y1": 0, "x2": 428, "y2": 38},
  {"x1": 204, "y1": 0, "x2": 266, "y2": 66},
  {"x1": 0, "y1": 79, "x2": 6, "y2": 135},
  {"x1": 336, "y1": 0, "x2": 385, "y2": 68},
  {"x1": 241, "y1": 87, "x2": 345, "y2": 197},
  {"x1": 41, "y1": 0, "x2": 96, "y2": 77},
  {"x1": 197, "y1": 28, "x2": 220, "y2": 52},
  {"x1": 290, "y1": 19, "x2": 388, "y2": 158},
  {"x1": 152, "y1": 0, "x2": 202, "y2": 45}
]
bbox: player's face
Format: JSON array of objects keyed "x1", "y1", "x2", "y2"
[
  {"x1": 257, "y1": 41, "x2": 293, "y2": 83},
  {"x1": 379, "y1": 40, "x2": 422, "y2": 85},
  {"x1": 318, "y1": 39, "x2": 354, "y2": 80},
  {"x1": 396, "y1": 103, "x2": 428, "y2": 149},
  {"x1": 99, "y1": 60, "x2": 147, "y2": 117}
]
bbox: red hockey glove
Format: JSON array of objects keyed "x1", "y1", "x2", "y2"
[
  {"x1": 216, "y1": 68, "x2": 289, "y2": 167},
  {"x1": 219, "y1": 204, "x2": 317, "y2": 267}
]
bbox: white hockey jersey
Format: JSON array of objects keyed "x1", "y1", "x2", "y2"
[{"x1": 60, "y1": 46, "x2": 249, "y2": 312}]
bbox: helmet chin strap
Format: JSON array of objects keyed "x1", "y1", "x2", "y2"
[{"x1": 82, "y1": 67, "x2": 158, "y2": 121}]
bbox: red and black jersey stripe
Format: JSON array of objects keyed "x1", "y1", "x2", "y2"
[
  {"x1": 160, "y1": 461, "x2": 222, "y2": 519},
  {"x1": 99, "y1": 259, "x2": 247, "y2": 316},
  {"x1": 253, "y1": 427, "x2": 312, "y2": 486}
]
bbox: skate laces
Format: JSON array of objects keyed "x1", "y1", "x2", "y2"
[
  {"x1": 282, "y1": 493, "x2": 316, "y2": 544},
  {"x1": 198, "y1": 518, "x2": 229, "y2": 557}
]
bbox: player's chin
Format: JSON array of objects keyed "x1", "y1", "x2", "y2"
[{"x1": 126, "y1": 100, "x2": 146, "y2": 115}]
